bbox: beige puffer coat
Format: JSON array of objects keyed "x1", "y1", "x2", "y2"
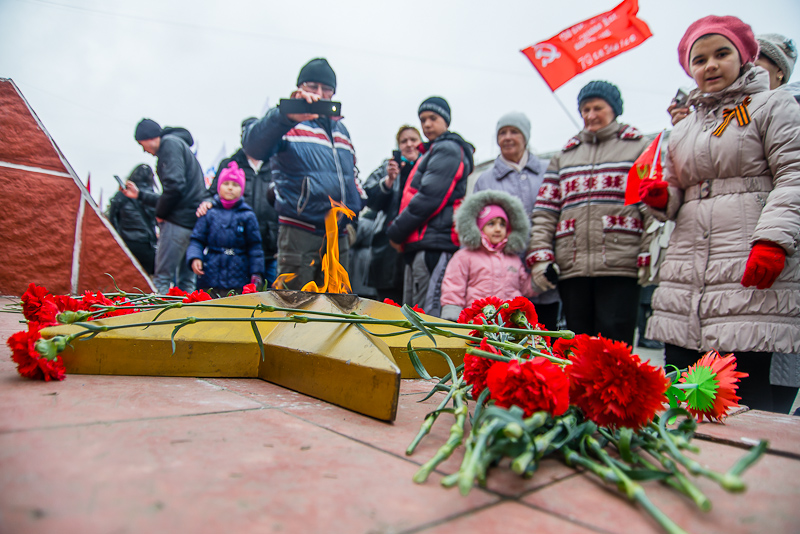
[
  {"x1": 528, "y1": 121, "x2": 652, "y2": 280},
  {"x1": 646, "y1": 67, "x2": 800, "y2": 354}
]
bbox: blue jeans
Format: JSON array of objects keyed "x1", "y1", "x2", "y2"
[{"x1": 153, "y1": 220, "x2": 196, "y2": 294}]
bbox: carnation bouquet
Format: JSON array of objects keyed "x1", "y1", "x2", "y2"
[
  {"x1": 403, "y1": 297, "x2": 763, "y2": 534},
  {"x1": 6, "y1": 284, "x2": 764, "y2": 534}
]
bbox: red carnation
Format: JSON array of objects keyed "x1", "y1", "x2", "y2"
[
  {"x1": 458, "y1": 296, "x2": 505, "y2": 325},
  {"x1": 552, "y1": 337, "x2": 578, "y2": 359},
  {"x1": 167, "y1": 287, "x2": 189, "y2": 298},
  {"x1": 183, "y1": 290, "x2": 212, "y2": 303},
  {"x1": 499, "y1": 296, "x2": 538, "y2": 328},
  {"x1": 382, "y1": 298, "x2": 425, "y2": 314},
  {"x1": 463, "y1": 338, "x2": 500, "y2": 398},
  {"x1": 52, "y1": 294, "x2": 84, "y2": 313},
  {"x1": 103, "y1": 296, "x2": 138, "y2": 318},
  {"x1": 486, "y1": 357, "x2": 569, "y2": 417},
  {"x1": 81, "y1": 291, "x2": 114, "y2": 310},
  {"x1": 568, "y1": 335, "x2": 670, "y2": 429},
  {"x1": 21, "y1": 284, "x2": 60, "y2": 325},
  {"x1": 6, "y1": 325, "x2": 66, "y2": 382},
  {"x1": 242, "y1": 283, "x2": 258, "y2": 294}
]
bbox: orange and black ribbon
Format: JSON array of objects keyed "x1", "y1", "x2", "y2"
[{"x1": 712, "y1": 96, "x2": 752, "y2": 137}]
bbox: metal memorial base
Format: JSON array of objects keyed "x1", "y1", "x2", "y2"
[{"x1": 41, "y1": 291, "x2": 467, "y2": 421}]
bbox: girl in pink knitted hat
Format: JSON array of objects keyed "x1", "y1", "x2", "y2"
[{"x1": 186, "y1": 161, "x2": 265, "y2": 297}]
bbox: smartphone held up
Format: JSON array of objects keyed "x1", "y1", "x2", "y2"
[{"x1": 278, "y1": 99, "x2": 342, "y2": 117}]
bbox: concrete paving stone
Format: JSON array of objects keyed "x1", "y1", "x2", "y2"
[
  {"x1": 207, "y1": 378, "x2": 467, "y2": 473},
  {"x1": 522, "y1": 439, "x2": 800, "y2": 534},
  {"x1": 0, "y1": 409, "x2": 497, "y2": 534},
  {"x1": 694, "y1": 410, "x2": 800, "y2": 457},
  {"x1": 0, "y1": 373, "x2": 264, "y2": 433},
  {"x1": 416, "y1": 500, "x2": 602, "y2": 533}
]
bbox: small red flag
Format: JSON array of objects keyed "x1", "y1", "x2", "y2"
[
  {"x1": 521, "y1": 0, "x2": 652, "y2": 91},
  {"x1": 86, "y1": 172, "x2": 91, "y2": 194},
  {"x1": 624, "y1": 131, "x2": 664, "y2": 205}
]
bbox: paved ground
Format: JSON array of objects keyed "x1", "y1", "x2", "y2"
[{"x1": 2, "y1": 302, "x2": 799, "y2": 533}]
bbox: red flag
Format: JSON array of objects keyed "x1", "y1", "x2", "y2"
[
  {"x1": 624, "y1": 131, "x2": 664, "y2": 205},
  {"x1": 86, "y1": 172, "x2": 91, "y2": 193},
  {"x1": 521, "y1": 0, "x2": 652, "y2": 91}
]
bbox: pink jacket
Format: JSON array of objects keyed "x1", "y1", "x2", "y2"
[{"x1": 440, "y1": 247, "x2": 533, "y2": 309}]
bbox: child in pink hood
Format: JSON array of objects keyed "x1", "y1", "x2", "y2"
[{"x1": 440, "y1": 190, "x2": 533, "y2": 321}]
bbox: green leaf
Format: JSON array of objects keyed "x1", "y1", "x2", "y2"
[
  {"x1": 250, "y1": 310, "x2": 265, "y2": 362},
  {"x1": 148, "y1": 303, "x2": 182, "y2": 329},
  {"x1": 401, "y1": 304, "x2": 435, "y2": 346},
  {"x1": 105, "y1": 273, "x2": 123, "y2": 294},
  {"x1": 619, "y1": 427, "x2": 634, "y2": 464},
  {"x1": 471, "y1": 387, "x2": 492, "y2": 423},
  {"x1": 405, "y1": 338, "x2": 432, "y2": 380},
  {"x1": 170, "y1": 318, "x2": 196, "y2": 355}
]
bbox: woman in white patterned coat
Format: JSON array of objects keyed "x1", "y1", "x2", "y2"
[{"x1": 527, "y1": 81, "x2": 651, "y2": 345}]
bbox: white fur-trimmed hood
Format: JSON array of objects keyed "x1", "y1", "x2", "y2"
[{"x1": 455, "y1": 190, "x2": 530, "y2": 253}]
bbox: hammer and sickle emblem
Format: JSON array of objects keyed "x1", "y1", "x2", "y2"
[{"x1": 534, "y1": 44, "x2": 561, "y2": 67}]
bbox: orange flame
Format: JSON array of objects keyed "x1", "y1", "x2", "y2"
[{"x1": 272, "y1": 197, "x2": 355, "y2": 294}]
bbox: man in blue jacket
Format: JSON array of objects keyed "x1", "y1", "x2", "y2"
[
  {"x1": 242, "y1": 58, "x2": 362, "y2": 290},
  {"x1": 125, "y1": 119, "x2": 206, "y2": 294}
]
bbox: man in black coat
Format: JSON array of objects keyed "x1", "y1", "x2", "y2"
[
  {"x1": 386, "y1": 97, "x2": 474, "y2": 316},
  {"x1": 125, "y1": 118, "x2": 206, "y2": 294},
  {"x1": 198, "y1": 118, "x2": 279, "y2": 287}
]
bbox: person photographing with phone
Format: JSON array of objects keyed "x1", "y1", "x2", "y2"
[
  {"x1": 361, "y1": 125, "x2": 422, "y2": 303},
  {"x1": 242, "y1": 58, "x2": 362, "y2": 290},
  {"x1": 109, "y1": 164, "x2": 158, "y2": 274}
]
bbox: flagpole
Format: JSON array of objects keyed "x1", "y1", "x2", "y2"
[{"x1": 551, "y1": 92, "x2": 582, "y2": 131}]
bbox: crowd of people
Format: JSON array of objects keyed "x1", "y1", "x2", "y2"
[{"x1": 107, "y1": 16, "x2": 799, "y2": 414}]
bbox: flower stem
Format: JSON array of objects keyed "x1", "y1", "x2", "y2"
[
  {"x1": 412, "y1": 388, "x2": 469, "y2": 484},
  {"x1": 406, "y1": 385, "x2": 458, "y2": 456},
  {"x1": 586, "y1": 436, "x2": 690, "y2": 534}
]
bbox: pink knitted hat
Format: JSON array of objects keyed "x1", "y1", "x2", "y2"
[
  {"x1": 678, "y1": 15, "x2": 758, "y2": 77},
  {"x1": 218, "y1": 161, "x2": 246, "y2": 194},
  {"x1": 476, "y1": 204, "x2": 508, "y2": 231}
]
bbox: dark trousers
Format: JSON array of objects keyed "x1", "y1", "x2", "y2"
[
  {"x1": 533, "y1": 301, "x2": 561, "y2": 333},
  {"x1": 664, "y1": 344, "x2": 788, "y2": 413},
  {"x1": 558, "y1": 276, "x2": 640, "y2": 345},
  {"x1": 126, "y1": 240, "x2": 156, "y2": 275},
  {"x1": 277, "y1": 225, "x2": 349, "y2": 291}
]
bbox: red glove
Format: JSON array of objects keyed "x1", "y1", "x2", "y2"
[
  {"x1": 639, "y1": 180, "x2": 669, "y2": 209},
  {"x1": 741, "y1": 241, "x2": 786, "y2": 289}
]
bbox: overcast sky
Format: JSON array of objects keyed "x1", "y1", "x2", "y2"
[{"x1": 1, "y1": 0, "x2": 798, "y2": 208}]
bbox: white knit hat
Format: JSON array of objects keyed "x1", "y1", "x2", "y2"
[{"x1": 495, "y1": 112, "x2": 530, "y2": 145}]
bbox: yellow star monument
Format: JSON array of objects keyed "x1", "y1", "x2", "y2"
[{"x1": 42, "y1": 291, "x2": 468, "y2": 421}]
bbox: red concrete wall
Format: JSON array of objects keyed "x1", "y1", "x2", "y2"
[
  {"x1": 0, "y1": 81, "x2": 66, "y2": 172},
  {"x1": 0, "y1": 167, "x2": 79, "y2": 295},
  {"x1": 0, "y1": 79, "x2": 154, "y2": 297},
  {"x1": 77, "y1": 204, "x2": 152, "y2": 294}
]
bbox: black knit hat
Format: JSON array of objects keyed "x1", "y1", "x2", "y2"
[
  {"x1": 577, "y1": 81, "x2": 623, "y2": 118},
  {"x1": 418, "y1": 96, "x2": 451, "y2": 125},
  {"x1": 134, "y1": 118, "x2": 163, "y2": 141},
  {"x1": 297, "y1": 58, "x2": 336, "y2": 91}
]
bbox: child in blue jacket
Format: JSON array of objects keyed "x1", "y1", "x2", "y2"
[{"x1": 187, "y1": 161, "x2": 265, "y2": 297}]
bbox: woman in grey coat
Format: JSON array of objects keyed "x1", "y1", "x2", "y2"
[
  {"x1": 640, "y1": 16, "x2": 800, "y2": 412},
  {"x1": 473, "y1": 112, "x2": 560, "y2": 331}
]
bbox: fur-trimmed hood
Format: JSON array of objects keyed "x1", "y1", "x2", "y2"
[{"x1": 455, "y1": 190, "x2": 530, "y2": 253}]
